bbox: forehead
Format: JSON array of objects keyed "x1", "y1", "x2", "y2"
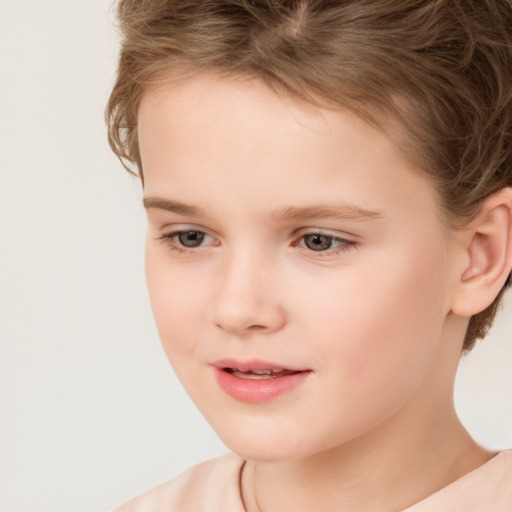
[
  {"x1": 139, "y1": 73, "x2": 401, "y2": 177},
  {"x1": 137, "y1": 72, "x2": 444, "y2": 231},
  {"x1": 137, "y1": 73, "x2": 360, "y2": 158}
]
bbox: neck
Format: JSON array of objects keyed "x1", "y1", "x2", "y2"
[
  {"x1": 240, "y1": 316, "x2": 493, "y2": 512},
  {"x1": 241, "y1": 400, "x2": 492, "y2": 512}
]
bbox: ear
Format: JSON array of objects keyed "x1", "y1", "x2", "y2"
[{"x1": 451, "y1": 187, "x2": 512, "y2": 317}]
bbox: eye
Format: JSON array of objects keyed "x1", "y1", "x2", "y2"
[
  {"x1": 298, "y1": 232, "x2": 355, "y2": 253},
  {"x1": 176, "y1": 230, "x2": 206, "y2": 248},
  {"x1": 303, "y1": 234, "x2": 335, "y2": 251},
  {"x1": 158, "y1": 229, "x2": 216, "y2": 253}
]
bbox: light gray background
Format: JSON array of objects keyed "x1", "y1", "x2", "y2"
[{"x1": 1, "y1": 2, "x2": 511, "y2": 511}]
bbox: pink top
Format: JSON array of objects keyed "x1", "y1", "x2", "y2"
[{"x1": 114, "y1": 450, "x2": 512, "y2": 511}]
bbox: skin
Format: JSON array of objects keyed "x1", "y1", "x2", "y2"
[{"x1": 137, "y1": 73, "x2": 493, "y2": 511}]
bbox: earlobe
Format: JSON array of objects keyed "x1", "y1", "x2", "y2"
[{"x1": 451, "y1": 188, "x2": 512, "y2": 317}]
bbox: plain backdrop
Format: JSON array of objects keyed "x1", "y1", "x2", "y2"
[{"x1": 1, "y1": 2, "x2": 511, "y2": 511}]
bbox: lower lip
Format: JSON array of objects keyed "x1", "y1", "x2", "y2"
[{"x1": 214, "y1": 368, "x2": 311, "y2": 403}]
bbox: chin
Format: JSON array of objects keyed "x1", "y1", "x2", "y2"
[
  {"x1": 226, "y1": 439, "x2": 302, "y2": 463},
  {"x1": 211, "y1": 419, "x2": 321, "y2": 463}
]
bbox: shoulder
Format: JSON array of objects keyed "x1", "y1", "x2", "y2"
[
  {"x1": 113, "y1": 452, "x2": 246, "y2": 512},
  {"x1": 407, "y1": 450, "x2": 512, "y2": 511}
]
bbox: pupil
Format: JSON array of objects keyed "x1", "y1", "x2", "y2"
[
  {"x1": 178, "y1": 231, "x2": 204, "y2": 247},
  {"x1": 305, "y1": 234, "x2": 332, "y2": 251}
]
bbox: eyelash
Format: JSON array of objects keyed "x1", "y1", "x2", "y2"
[
  {"x1": 158, "y1": 231, "x2": 215, "y2": 255},
  {"x1": 157, "y1": 230, "x2": 357, "y2": 257},
  {"x1": 294, "y1": 233, "x2": 356, "y2": 255}
]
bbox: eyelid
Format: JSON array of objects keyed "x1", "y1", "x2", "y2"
[
  {"x1": 154, "y1": 224, "x2": 358, "y2": 257},
  {"x1": 156, "y1": 225, "x2": 219, "y2": 254},
  {"x1": 156, "y1": 222, "x2": 217, "y2": 238},
  {"x1": 163, "y1": 229, "x2": 214, "y2": 241},
  {"x1": 294, "y1": 226, "x2": 358, "y2": 241},
  {"x1": 293, "y1": 228, "x2": 358, "y2": 255}
]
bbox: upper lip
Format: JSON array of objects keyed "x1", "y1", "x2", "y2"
[{"x1": 212, "y1": 358, "x2": 310, "y2": 372}]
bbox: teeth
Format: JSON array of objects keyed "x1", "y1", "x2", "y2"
[
  {"x1": 231, "y1": 371, "x2": 275, "y2": 379},
  {"x1": 232, "y1": 368, "x2": 266, "y2": 374},
  {"x1": 233, "y1": 368, "x2": 284, "y2": 374},
  {"x1": 228, "y1": 368, "x2": 293, "y2": 379}
]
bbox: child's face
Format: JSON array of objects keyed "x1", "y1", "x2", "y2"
[{"x1": 138, "y1": 73, "x2": 463, "y2": 461}]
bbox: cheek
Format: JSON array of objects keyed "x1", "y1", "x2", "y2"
[
  {"x1": 145, "y1": 247, "x2": 207, "y2": 364},
  {"x1": 290, "y1": 245, "x2": 449, "y2": 392},
  {"x1": 273, "y1": 262, "x2": 449, "y2": 451}
]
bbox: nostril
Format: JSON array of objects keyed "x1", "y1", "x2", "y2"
[
  {"x1": 211, "y1": 296, "x2": 287, "y2": 335},
  {"x1": 215, "y1": 322, "x2": 270, "y2": 334}
]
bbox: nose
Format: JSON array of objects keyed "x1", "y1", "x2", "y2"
[{"x1": 210, "y1": 249, "x2": 287, "y2": 336}]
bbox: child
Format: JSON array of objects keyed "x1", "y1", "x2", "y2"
[{"x1": 106, "y1": 1, "x2": 512, "y2": 510}]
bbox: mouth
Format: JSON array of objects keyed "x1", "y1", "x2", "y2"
[
  {"x1": 224, "y1": 368, "x2": 302, "y2": 380},
  {"x1": 212, "y1": 359, "x2": 312, "y2": 403}
]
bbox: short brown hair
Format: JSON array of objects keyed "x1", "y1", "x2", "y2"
[{"x1": 106, "y1": 0, "x2": 512, "y2": 351}]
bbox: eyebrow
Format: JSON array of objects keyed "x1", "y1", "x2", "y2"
[
  {"x1": 143, "y1": 196, "x2": 201, "y2": 215},
  {"x1": 143, "y1": 196, "x2": 384, "y2": 222},
  {"x1": 270, "y1": 205, "x2": 383, "y2": 222}
]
